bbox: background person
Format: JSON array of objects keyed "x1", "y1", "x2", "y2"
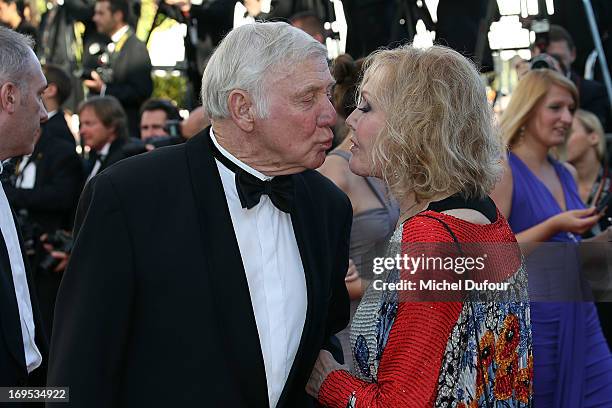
[
  {"x1": 0, "y1": 25, "x2": 48, "y2": 391},
  {"x1": 3, "y1": 62, "x2": 84, "y2": 338},
  {"x1": 86, "y1": 0, "x2": 153, "y2": 138},
  {"x1": 567, "y1": 108, "x2": 612, "y2": 352},
  {"x1": 79, "y1": 95, "x2": 145, "y2": 182},
  {"x1": 491, "y1": 68, "x2": 612, "y2": 407},
  {"x1": 546, "y1": 24, "x2": 611, "y2": 130},
  {"x1": 139, "y1": 98, "x2": 185, "y2": 149},
  {"x1": 567, "y1": 109, "x2": 611, "y2": 237}
]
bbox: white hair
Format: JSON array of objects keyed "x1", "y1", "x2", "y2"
[
  {"x1": 201, "y1": 21, "x2": 327, "y2": 119},
  {"x1": 0, "y1": 26, "x2": 35, "y2": 89}
]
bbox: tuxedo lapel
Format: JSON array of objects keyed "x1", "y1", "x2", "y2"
[
  {"x1": 185, "y1": 129, "x2": 269, "y2": 408},
  {"x1": 276, "y1": 172, "x2": 324, "y2": 407},
  {"x1": 0, "y1": 216, "x2": 28, "y2": 374}
]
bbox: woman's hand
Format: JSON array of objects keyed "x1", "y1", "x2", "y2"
[
  {"x1": 306, "y1": 350, "x2": 348, "y2": 399},
  {"x1": 549, "y1": 207, "x2": 601, "y2": 235},
  {"x1": 345, "y1": 259, "x2": 365, "y2": 300},
  {"x1": 345, "y1": 259, "x2": 359, "y2": 283}
]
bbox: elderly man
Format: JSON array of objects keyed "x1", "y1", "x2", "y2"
[
  {"x1": 0, "y1": 27, "x2": 49, "y2": 388},
  {"x1": 48, "y1": 22, "x2": 350, "y2": 407}
]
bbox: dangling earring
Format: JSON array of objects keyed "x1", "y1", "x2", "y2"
[{"x1": 518, "y1": 126, "x2": 526, "y2": 141}]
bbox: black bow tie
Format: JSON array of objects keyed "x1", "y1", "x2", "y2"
[
  {"x1": 90, "y1": 150, "x2": 106, "y2": 162},
  {"x1": 209, "y1": 137, "x2": 295, "y2": 213}
]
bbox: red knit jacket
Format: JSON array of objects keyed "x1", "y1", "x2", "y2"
[{"x1": 318, "y1": 210, "x2": 531, "y2": 408}]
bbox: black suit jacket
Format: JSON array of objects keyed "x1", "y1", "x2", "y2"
[
  {"x1": 571, "y1": 72, "x2": 611, "y2": 130},
  {"x1": 2, "y1": 130, "x2": 84, "y2": 340},
  {"x1": 43, "y1": 113, "x2": 76, "y2": 147},
  {"x1": 86, "y1": 137, "x2": 146, "y2": 179},
  {"x1": 103, "y1": 30, "x2": 153, "y2": 139},
  {"x1": 3, "y1": 127, "x2": 83, "y2": 234},
  {"x1": 0, "y1": 211, "x2": 48, "y2": 391},
  {"x1": 47, "y1": 129, "x2": 351, "y2": 407}
]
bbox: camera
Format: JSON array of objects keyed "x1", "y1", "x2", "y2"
[
  {"x1": 39, "y1": 230, "x2": 73, "y2": 273},
  {"x1": 529, "y1": 53, "x2": 562, "y2": 72},
  {"x1": 142, "y1": 120, "x2": 185, "y2": 148},
  {"x1": 165, "y1": 120, "x2": 182, "y2": 138},
  {"x1": 79, "y1": 66, "x2": 114, "y2": 83},
  {"x1": 530, "y1": 54, "x2": 554, "y2": 70},
  {"x1": 14, "y1": 209, "x2": 41, "y2": 256},
  {"x1": 531, "y1": 18, "x2": 550, "y2": 53}
]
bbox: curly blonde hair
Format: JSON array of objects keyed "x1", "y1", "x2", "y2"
[{"x1": 362, "y1": 44, "x2": 502, "y2": 203}]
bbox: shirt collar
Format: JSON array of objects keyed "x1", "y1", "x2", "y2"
[
  {"x1": 98, "y1": 142, "x2": 111, "y2": 158},
  {"x1": 111, "y1": 25, "x2": 129, "y2": 43},
  {"x1": 209, "y1": 127, "x2": 272, "y2": 181}
]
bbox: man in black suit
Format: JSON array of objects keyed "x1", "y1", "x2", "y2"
[
  {"x1": 547, "y1": 24, "x2": 611, "y2": 130},
  {"x1": 84, "y1": 0, "x2": 152, "y2": 138},
  {"x1": 48, "y1": 21, "x2": 350, "y2": 407},
  {"x1": 3, "y1": 62, "x2": 84, "y2": 338},
  {"x1": 0, "y1": 26, "x2": 49, "y2": 392},
  {"x1": 40, "y1": 64, "x2": 76, "y2": 146},
  {"x1": 78, "y1": 95, "x2": 145, "y2": 182}
]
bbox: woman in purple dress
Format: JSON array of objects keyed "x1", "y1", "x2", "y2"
[{"x1": 492, "y1": 69, "x2": 612, "y2": 407}]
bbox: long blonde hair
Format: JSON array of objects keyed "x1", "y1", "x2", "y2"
[{"x1": 501, "y1": 69, "x2": 578, "y2": 149}]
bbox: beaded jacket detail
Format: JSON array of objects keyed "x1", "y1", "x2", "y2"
[{"x1": 319, "y1": 210, "x2": 533, "y2": 408}]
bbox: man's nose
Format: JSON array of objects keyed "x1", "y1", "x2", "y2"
[{"x1": 317, "y1": 98, "x2": 337, "y2": 127}]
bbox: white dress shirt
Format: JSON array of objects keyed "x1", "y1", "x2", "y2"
[
  {"x1": 0, "y1": 182, "x2": 42, "y2": 373},
  {"x1": 15, "y1": 154, "x2": 36, "y2": 189},
  {"x1": 86, "y1": 142, "x2": 111, "y2": 182},
  {"x1": 210, "y1": 129, "x2": 307, "y2": 408}
]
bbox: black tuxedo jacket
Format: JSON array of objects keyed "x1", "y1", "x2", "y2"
[
  {"x1": 48, "y1": 129, "x2": 351, "y2": 407},
  {"x1": 103, "y1": 31, "x2": 153, "y2": 139},
  {"x1": 85, "y1": 137, "x2": 146, "y2": 181},
  {"x1": 571, "y1": 72, "x2": 611, "y2": 130},
  {"x1": 0, "y1": 212, "x2": 48, "y2": 390},
  {"x1": 3, "y1": 132, "x2": 83, "y2": 234},
  {"x1": 43, "y1": 113, "x2": 76, "y2": 147},
  {"x1": 2, "y1": 130, "x2": 84, "y2": 340},
  {"x1": 85, "y1": 137, "x2": 146, "y2": 180}
]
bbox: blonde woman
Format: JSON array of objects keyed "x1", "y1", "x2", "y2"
[
  {"x1": 306, "y1": 45, "x2": 533, "y2": 407},
  {"x1": 491, "y1": 69, "x2": 612, "y2": 407},
  {"x1": 568, "y1": 109, "x2": 612, "y2": 354},
  {"x1": 568, "y1": 109, "x2": 611, "y2": 237}
]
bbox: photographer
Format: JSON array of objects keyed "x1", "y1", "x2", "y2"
[
  {"x1": 86, "y1": 0, "x2": 153, "y2": 138},
  {"x1": 139, "y1": 98, "x2": 185, "y2": 149}
]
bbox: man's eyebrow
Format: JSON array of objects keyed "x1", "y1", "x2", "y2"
[
  {"x1": 295, "y1": 85, "x2": 319, "y2": 97},
  {"x1": 295, "y1": 81, "x2": 336, "y2": 97}
]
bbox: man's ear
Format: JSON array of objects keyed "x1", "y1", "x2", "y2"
[
  {"x1": 227, "y1": 89, "x2": 255, "y2": 132},
  {"x1": 0, "y1": 82, "x2": 20, "y2": 114},
  {"x1": 44, "y1": 83, "x2": 58, "y2": 99}
]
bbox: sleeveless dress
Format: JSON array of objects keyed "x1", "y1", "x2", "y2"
[
  {"x1": 328, "y1": 150, "x2": 399, "y2": 367},
  {"x1": 507, "y1": 152, "x2": 612, "y2": 407}
]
